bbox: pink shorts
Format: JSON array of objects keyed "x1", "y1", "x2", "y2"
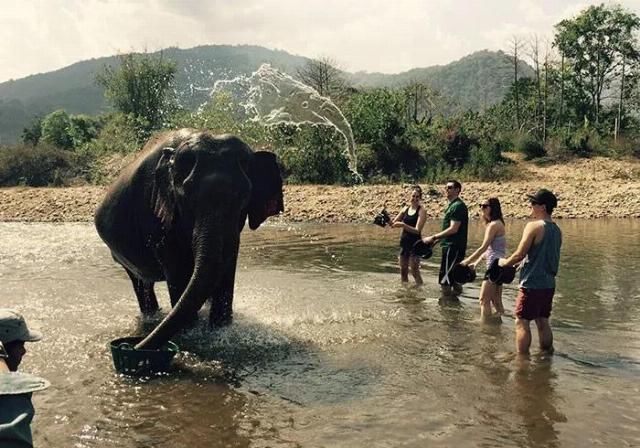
[{"x1": 515, "y1": 288, "x2": 555, "y2": 320}]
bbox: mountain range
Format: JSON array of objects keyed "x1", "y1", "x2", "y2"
[{"x1": 0, "y1": 45, "x2": 533, "y2": 144}]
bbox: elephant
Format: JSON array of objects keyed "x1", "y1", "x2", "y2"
[{"x1": 94, "y1": 129, "x2": 284, "y2": 350}]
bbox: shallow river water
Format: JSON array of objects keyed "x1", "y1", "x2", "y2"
[{"x1": 1, "y1": 219, "x2": 639, "y2": 448}]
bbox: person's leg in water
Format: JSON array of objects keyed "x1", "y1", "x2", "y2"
[
  {"x1": 409, "y1": 256, "x2": 423, "y2": 286},
  {"x1": 492, "y1": 284, "x2": 505, "y2": 315},
  {"x1": 438, "y1": 249, "x2": 451, "y2": 294},
  {"x1": 399, "y1": 255, "x2": 410, "y2": 283},
  {"x1": 439, "y1": 247, "x2": 461, "y2": 296},
  {"x1": 534, "y1": 317, "x2": 554, "y2": 353},
  {"x1": 452, "y1": 247, "x2": 465, "y2": 295},
  {"x1": 479, "y1": 280, "x2": 498, "y2": 322},
  {"x1": 515, "y1": 318, "x2": 532, "y2": 354}
]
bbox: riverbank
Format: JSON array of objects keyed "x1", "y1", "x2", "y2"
[{"x1": 1, "y1": 156, "x2": 639, "y2": 222}]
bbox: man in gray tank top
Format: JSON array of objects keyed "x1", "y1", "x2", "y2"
[{"x1": 498, "y1": 189, "x2": 562, "y2": 354}]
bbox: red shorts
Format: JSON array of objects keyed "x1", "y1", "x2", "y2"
[{"x1": 515, "y1": 288, "x2": 555, "y2": 320}]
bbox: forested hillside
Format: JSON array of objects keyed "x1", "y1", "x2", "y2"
[
  {"x1": 0, "y1": 46, "x2": 531, "y2": 143},
  {"x1": 350, "y1": 50, "x2": 534, "y2": 110}
]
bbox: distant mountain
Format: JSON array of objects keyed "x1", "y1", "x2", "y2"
[
  {"x1": 0, "y1": 45, "x2": 311, "y2": 144},
  {"x1": 349, "y1": 50, "x2": 534, "y2": 110},
  {"x1": 0, "y1": 45, "x2": 532, "y2": 144}
]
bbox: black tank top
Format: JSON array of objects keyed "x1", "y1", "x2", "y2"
[{"x1": 400, "y1": 206, "x2": 421, "y2": 247}]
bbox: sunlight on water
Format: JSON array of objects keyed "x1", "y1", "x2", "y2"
[
  {"x1": 210, "y1": 63, "x2": 359, "y2": 177},
  {"x1": 1, "y1": 220, "x2": 639, "y2": 447}
]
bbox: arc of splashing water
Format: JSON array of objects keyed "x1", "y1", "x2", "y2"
[{"x1": 211, "y1": 64, "x2": 360, "y2": 179}]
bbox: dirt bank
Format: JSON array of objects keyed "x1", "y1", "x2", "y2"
[{"x1": 1, "y1": 157, "x2": 639, "y2": 223}]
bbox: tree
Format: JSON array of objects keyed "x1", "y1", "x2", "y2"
[
  {"x1": 41, "y1": 110, "x2": 74, "y2": 149},
  {"x1": 526, "y1": 37, "x2": 557, "y2": 142},
  {"x1": 96, "y1": 51, "x2": 177, "y2": 137},
  {"x1": 402, "y1": 81, "x2": 442, "y2": 125},
  {"x1": 506, "y1": 36, "x2": 524, "y2": 130},
  {"x1": 343, "y1": 88, "x2": 423, "y2": 178},
  {"x1": 21, "y1": 117, "x2": 43, "y2": 146},
  {"x1": 296, "y1": 57, "x2": 350, "y2": 101},
  {"x1": 68, "y1": 114, "x2": 102, "y2": 147},
  {"x1": 554, "y1": 4, "x2": 640, "y2": 125}
]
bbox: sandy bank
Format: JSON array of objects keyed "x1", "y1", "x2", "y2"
[{"x1": 1, "y1": 157, "x2": 639, "y2": 223}]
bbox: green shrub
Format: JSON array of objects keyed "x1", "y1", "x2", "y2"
[
  {"x1": 276, "y1": 144, "x2": 349, "y2": 184},
  {"x1": 514, "y1": 134, "x2": 546, "y2": 159},
  {"x1": 440, "y1": 125, "x2": 476, "y2": 167},
  {"x1": 273, "y1": 126, "x2": 351, "y2": 184},
  {"x1": 421, "y1": 160, "x2": 456, "y2": 183},
  {"x1": 0, "y1": 145, "x2": 83, "y2": 186},
  {"x1": 68, "y1": 114, "x2": 103, "y2": 148},
  {"x1": 344, "y1": 88, "x2": 425, "y2": 179},
  {"x1": 80, "y1": 113, "x2": 141, "y2": 155},
  {"x1": 463, "y1": 142, "x2": 505, "y2": 180},
  {"x1": 41, "y1": 110, "x2": 74, "y2": 150},
  {"x1": 352, "y1": 143, "x2": 378, "y2": 180},
  {"x1": 566, "y1": 127, "x2": 602, "y2": 157},
  {"x1": 607, "y1": 136, "x2": 640, "y2": 158},
  {"x1": 21, "y1": 117, "x2": 43, "y2": 146},
  {"x1": 544, "y1": 135, "x2": 574, "y2": 161}
]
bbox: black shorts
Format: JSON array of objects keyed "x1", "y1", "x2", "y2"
[
  {"x1": 438, "y1": 246, "x2": 466, "y2": 285},
  {"x1": 399, "y1": 235, "x2": 420, "y2": 258},
  {"x1": 483, "y1": 270, "x2": 503, "y2": 285}
]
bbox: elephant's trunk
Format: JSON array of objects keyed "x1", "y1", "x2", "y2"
[{"x1": 135, "y1": 218, "x2": 231, "y2": 350}]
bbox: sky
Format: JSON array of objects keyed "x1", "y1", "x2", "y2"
[{"x1": 1, "y1": 0, "x2": 639, "y2": 83}]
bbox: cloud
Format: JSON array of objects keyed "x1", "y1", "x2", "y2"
[{"x1": 0, "y1": 0, "x2": 639, "y2": 82}]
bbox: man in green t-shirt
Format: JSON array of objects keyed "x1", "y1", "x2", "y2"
[{"x1": 422, "y1": 180, "x2": 469, "y2": 295}]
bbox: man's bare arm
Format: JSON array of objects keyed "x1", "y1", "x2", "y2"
[
  {"x1": 424, "y1": 221, "x2": 461, "y2": 244},
  {"x1": 500, "y1": 222, "x2": 538, "y2": 267}
]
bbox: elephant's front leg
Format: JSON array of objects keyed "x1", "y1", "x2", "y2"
[
  {"x1": 209, "y1": 238, "x2": 240, "y2": 327},
  {"x1": 125, "y1": 268, "x2": 159, "y2": 314},
  {"x1": 164, "y1": 267, "x2": 201, "y2": 326},
  {"x1": 157, "y1": 241, "x2": 199, "y2": 320}
]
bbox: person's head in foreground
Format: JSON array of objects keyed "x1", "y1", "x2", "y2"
[{"x1": 0, "y1": 309, "x2": 42, "y2": 372}]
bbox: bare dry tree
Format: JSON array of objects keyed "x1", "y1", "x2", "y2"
[
  {"x1": 506, "y1": 36, "x2": 523, "y2": 130},
  {"x1": 403, "y1": 80, "x2": 441, "y2": 125},
  {"x1": 296, "y1": 56, "x2": 351, "y2": 101},
  {"x1": 528, "y1": 35, "x2": 543, "y2": 137}
]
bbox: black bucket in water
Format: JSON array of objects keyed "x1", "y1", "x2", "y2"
[{"x1": 109, "y1": 336, "x2": 179, "y2": 376}]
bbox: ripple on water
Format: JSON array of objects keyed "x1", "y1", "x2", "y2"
[{"x1": 2, "y1": 221, "x2": 640, "y2": 447}]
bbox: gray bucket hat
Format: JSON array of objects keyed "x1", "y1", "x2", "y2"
[{"x1": 0, "y1": 309, "x2": 42, "y2": 344}]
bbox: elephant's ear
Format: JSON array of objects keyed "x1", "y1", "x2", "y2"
[
  {"x1": 153, "y1": 146, "x2": 200, "y2": 229},
  {"x1": 153, "y1": 147, "x2": 177, "y2": 229},
  {"x1": 170, "y1": 147, "x2": 199, "y2": 194},
  {"x1": 247, "y1": 151, "x2": 284, "y2": 230}
]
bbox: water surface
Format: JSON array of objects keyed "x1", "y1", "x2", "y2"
[{"x1": 1, "y1": 219, "x2": 639, "y2": 447}]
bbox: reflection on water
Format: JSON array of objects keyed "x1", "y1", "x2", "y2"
[{"x1": 0, "y1": 219, "x2": 639, "y2": 447}]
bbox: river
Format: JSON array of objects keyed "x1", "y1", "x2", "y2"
[{"x1": 1, "y1": 219, "x2": 639, "y2": 447}]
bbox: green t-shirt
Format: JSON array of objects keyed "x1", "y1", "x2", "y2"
[{"x1": 441, "y1": 197, "x2": 468, "y2": 249}]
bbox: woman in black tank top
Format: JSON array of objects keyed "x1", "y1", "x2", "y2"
[{"x1": 392, "y1": 186, "x2": 427, "y2": 285}]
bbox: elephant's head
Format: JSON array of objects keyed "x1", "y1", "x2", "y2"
[{"x1": 137, "y1": 130, "x2": 283, "y2": 349}]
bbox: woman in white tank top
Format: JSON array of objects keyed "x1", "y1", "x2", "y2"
[{"x1": 460, "y1": 197, "x2": 506, "y2": 322}]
